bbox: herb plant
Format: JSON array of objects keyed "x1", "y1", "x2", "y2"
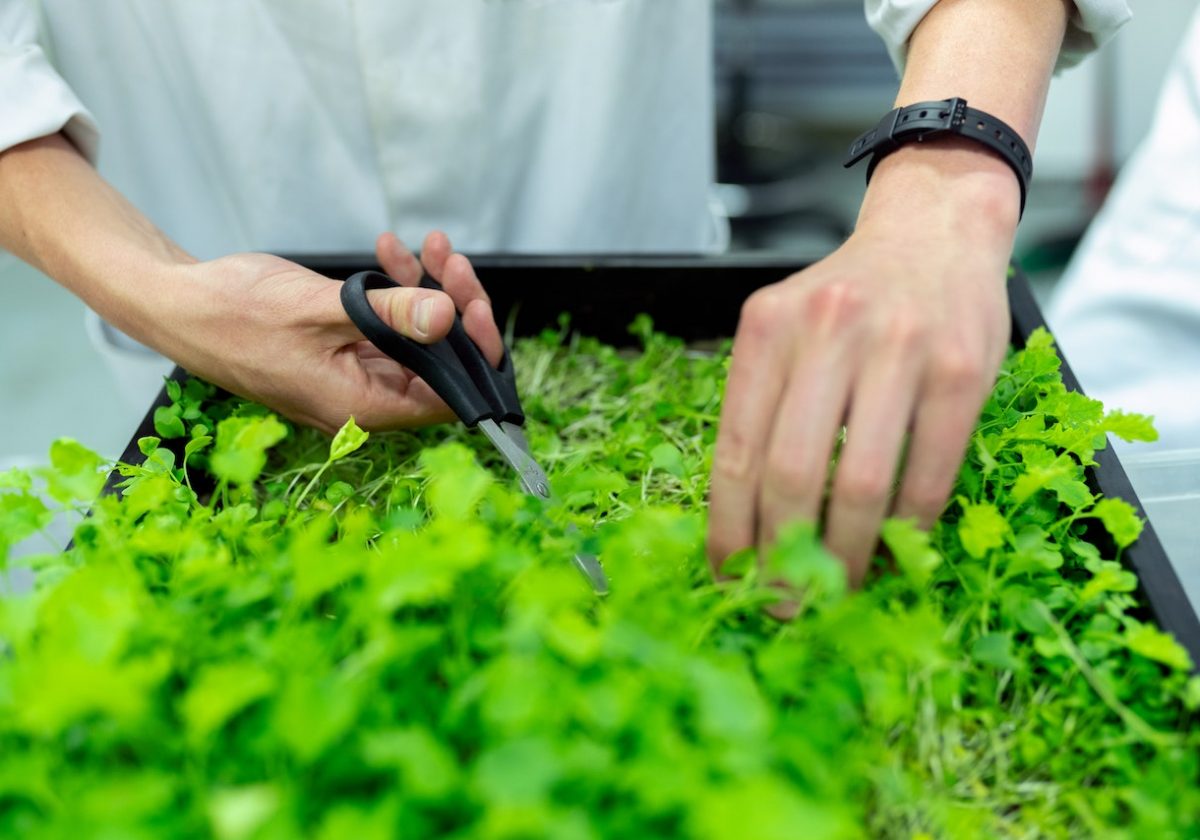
[{"x1": 0, "y1": 322, "x2": 1197, "y2": 838}]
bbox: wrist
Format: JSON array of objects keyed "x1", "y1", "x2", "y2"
[
  {"x1": 56, "y1": 245, "x2": 196, "y2": 353},
  {"x1": 855, "y1": 136, "x2": 1022, "y2": 246}
]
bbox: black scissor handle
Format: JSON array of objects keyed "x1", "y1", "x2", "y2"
[{"x1": 340, "y1": 270, "x2": 523, "y2": 427}]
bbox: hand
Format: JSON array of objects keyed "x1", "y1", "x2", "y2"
[
  {"x1": 147, "y1": 230, "x2": 503, "y2": 434},
  {"x1": 707, "y1": 142, "x2": 1018, "y2": 585}
]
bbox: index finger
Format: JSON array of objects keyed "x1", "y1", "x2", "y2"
[
  {"x1": 375, "y1": 232, "x2": 423, "y2": 286},
  {"x1": 707, "y1": 290, "x2": 790, "y2": 574},
  {"x1": 421, "y1": 231, "x2": 504, "y2": 367}
]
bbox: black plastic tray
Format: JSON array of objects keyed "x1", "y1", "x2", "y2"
[{"x1": 109, "y1": 254, "x2": 1200, "y2": 665}]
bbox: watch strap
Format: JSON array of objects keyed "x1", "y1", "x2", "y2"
[{"x1": 844, "y1": 98, "x2": 1032, "y2": 217}]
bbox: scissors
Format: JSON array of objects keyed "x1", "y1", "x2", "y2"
[{"x1": 341, "y1": 270, "x2": 609, "y2": 595}]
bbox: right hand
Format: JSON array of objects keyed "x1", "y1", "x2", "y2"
[
  {"x1": 141, "y1": 230, "x2": 503, "y2": 434},
  {"x1": 706, "y1": 140, "x2": 1017, "y2": 587}
]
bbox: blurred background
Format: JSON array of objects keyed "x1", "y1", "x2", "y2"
[{"x1": 1, "y1": 0, "x2": 1194, "y2": 468}]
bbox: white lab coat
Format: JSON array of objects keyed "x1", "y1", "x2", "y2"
[
  {"x1": 1049, "y1": 7, "x2": 1200, "y2": 452},
  {"x1": 3, "y1": 1, "x2": 720, "y2": 257},
  {"x1": 2, "y1": 0, "x2": 1131, "y2": 258},
  {"x1": 0, "y1": 0, "x2": 1132, "y2": 411}
]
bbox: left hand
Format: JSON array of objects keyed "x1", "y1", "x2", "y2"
[{"x1": 706, "y1": 141, "x2": 1018, "y2": 585}]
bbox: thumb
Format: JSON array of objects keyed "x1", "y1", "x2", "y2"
[{"x1": 366, "y1": 286, "x2": 455, "y2": 343}]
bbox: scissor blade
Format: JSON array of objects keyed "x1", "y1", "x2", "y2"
[
  {"x1": 570, "y1": 536, "x2": 610, "y2": 596},
  {"x1": 500, "y1": 421, "x2": 533, "y2": 457},
  {"x1": 479, "y1": 419, "x2": 610, "y2": 595},
  {"x1": 478, "y1": 418, "x2": 550, "y2": 499}
]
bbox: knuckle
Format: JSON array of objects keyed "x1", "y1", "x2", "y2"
[
  {"x1": 738, "y1": 288, "x2": 784, "y2": 342},
  {"x1": 712, "y1": 434, "x2": 756, "y2": 485},
  {"x1": 931, "y1": 344, "x2": 985, "y2": 392},
  {"x1": 390, "y1": 292, "x2": 420, "y2": 334},
  {"x1": 364, "y1": 288, "x2": 404, "y2": 333},
  {"x1": 835, "y1": 463, "x2": 891, "y2": 508},
  {"x1": 762, "y1": 458, "x2": 821, "y2": 504},
  {"x1": 880, "y1": 307, "x2": 928, "y2": 352},
  {"x1": 802, "y1": 281, "x2": 864, "y2": 333},
  {"x1": 902, "y1": 482, "x2": 950, "y2": 521}
]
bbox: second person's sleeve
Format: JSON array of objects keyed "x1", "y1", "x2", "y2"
[{"x1": 864, "y1": 0, "x2": 1133, "y2": 75}]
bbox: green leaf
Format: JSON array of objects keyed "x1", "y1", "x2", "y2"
[
  {"x1": 329, "y1": 416, "x2": 369, "y2": 462},
  {"x1": 420, "y1": 444, "x2": 492, "y2": 520},
  {"x1": 556, "y1": 466, "x2": 628, "y2": 508},
  {"x1": 1010, "y1": 444, "x2": 1090, "y2": 508},
  {"x1": 1102, "y1": 410, "x2": 1158, "y2": 443},
  {"x1": 689, "y1": 660, "x2": 771, "y2": 741},
  {"x1": 690, "y1": 775, "x2": 852, "y2": 840},
  {"x1": 1091, "y1": 497, "x2": 1143, "y2": 549},
  {"x1": 1007, "y1": 525, "x2": 1064, "y2": 574},
  {"x1": 325, "y1": 480, "x2": 354, "y2": 505},
  {"x1": 627, "y1": 313, "x2": 655, "y2": 346},
  {"x1": 153, "y1": 404, "x2": 186, "y2": 439},
  {"x1": 1004, "y1": 588, "x2": 1053, "y2": 636},
  {"x1": 649, "y1": 442, "x2": 686, "y2": 478},
  {"x1": 880, "y1": 518, "x2": 942, "y2": 585},
  {"x1": 1079, "y1": 561, "x2": 1139, "y2": 602},
  {"x1": 972, "y1": 632, "x2": 1021, "y2": 671},
  {"x1": 210, "y1": 415, "x2": 288, "y2": 485},
  {"x1": 472, "y1": 737, "x2": 561, "y2": 804},
  {"x1": 763, "y1": 521, "x2": 846, "y2": 604},
  {"x1": 1040, "y1": 388, "x2": 1104, "y2": 427},
  {"x1": 361, "y1": 727, "x2": 460, "y2": 799},
  {"x1": 717, "y1": 546, "x2": 756, "y2": 580},
  {"x1": 209, "y1": 785, "x2": 281, "y2": 840},
  {"x1": 972, "y1": 434, "x2": 1000, "y2": 475},
  {"x1": 1184, "y1": 677, "x2": 1200, "y2": 711},
  {"x1": 291, "y1": 524, "x2": 363, "y2": 603},
  {"x1": 184, "y1": 435, "x2": 214, "y2": 460},
  {"x1": 1009, "y1": 328, "x2": 1062, "y2": 381},
  {"x1": 0, "y1": 468, "x2": 31, "y2": 491},
  {"x1": 181, "y1": 661, "x2": 275, "y2": 743},
  {"x1": 957, "y1": 500, "x2": 1009, "y2": 559},
  {"x1": 38, "y1": 438, "x2": 107, "y2": 503},
  {"x1": 1125, "y1": 622, "x2": 1192, "y2": 672},
  {"x1": 315, "y1": 798, "x2": 400, "y2": 840},
  {"x1": 0, "y1": 492, "x2": 53, "y2": 546},
  {"x1": 272, "y1": 673, "x2": 361, "y2": 764}
]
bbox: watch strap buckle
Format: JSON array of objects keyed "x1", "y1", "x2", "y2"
[
  {"x1": 843, "y1": 96, "x2": 1032, "y2": 219},
  {"x1": 843, "y1": 97, "x2": 970, "y2": 168},
  {"x1": 844, "y1": 106, "x2": 902, "y2": 168}
]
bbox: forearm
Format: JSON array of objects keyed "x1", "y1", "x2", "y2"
[
  {"x1": 0, "y1": 132, "x2": 194, "y2": 344},
  {"x1": 860, "y1": 0, "x2": 1071, "y2": 237}
]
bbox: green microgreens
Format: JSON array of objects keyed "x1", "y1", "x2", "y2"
[{"x1": 0, "y1": 323, "x2": 1196, "y2": 838}]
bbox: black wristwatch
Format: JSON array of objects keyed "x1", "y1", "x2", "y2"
[{"x1": 843, "y1": 97, "x2": 1032, "y2": 217}]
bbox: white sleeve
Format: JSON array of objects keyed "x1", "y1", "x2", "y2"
[
  {"x1": 0, "y1": 0, "x2": 98, "y2": 160},
  {"x1": 865, "y1": 0, "x2": 1133, "y2": 75}
]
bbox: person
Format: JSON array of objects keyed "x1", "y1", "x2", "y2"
[
  {"x1": 1050, "y1": 6, "x2": 1200, "y2": 454},
  {"x1": 0, "y1": 0, "x2": 1129, "y2": 583}
]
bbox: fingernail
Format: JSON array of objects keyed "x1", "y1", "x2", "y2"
[{"x1": 414, "y1": 298, "x2": 434, "y2": 337}]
